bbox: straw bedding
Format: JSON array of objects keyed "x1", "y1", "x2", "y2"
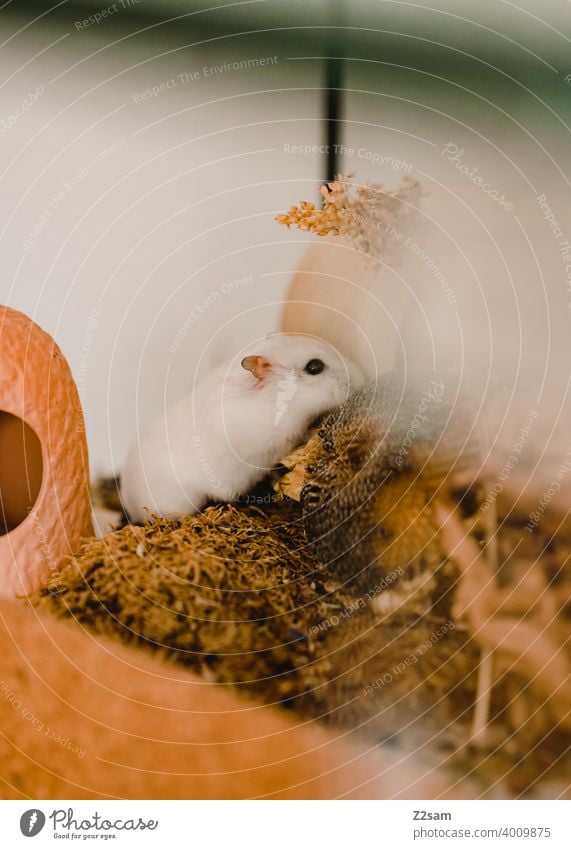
[{"x1": 32, "y1": 378, "x2": 570, "y2": 796}]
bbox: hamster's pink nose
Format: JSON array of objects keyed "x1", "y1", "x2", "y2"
[{"x1": 241, "y1": 355, "x2": 272, "y2": 380}]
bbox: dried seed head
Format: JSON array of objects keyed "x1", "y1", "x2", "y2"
[{"x1": 276, "y1": 172, "x2": 423, "y2": 262}]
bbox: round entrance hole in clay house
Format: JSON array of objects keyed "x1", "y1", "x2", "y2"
[{"x1": 0, "y1": 412, "x2": 43, "y2": 535}]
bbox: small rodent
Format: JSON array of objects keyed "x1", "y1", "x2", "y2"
[{"x1": 121, "y1": 333, "x2": 363, "y2": 522}]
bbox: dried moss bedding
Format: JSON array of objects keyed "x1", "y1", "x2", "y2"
[
  {"x1": 31, "y1": 369, "x2": 571, "y2": 795},
  {"x1": 33, "y1": 497, "x2": 474, "y2": 751}
]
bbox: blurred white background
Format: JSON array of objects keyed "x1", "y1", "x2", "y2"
[{"x1": 0, "y1": 0, "x2": 569, "y2": 474}]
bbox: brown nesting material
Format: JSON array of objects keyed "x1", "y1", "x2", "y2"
[
  {"x1": 32, "y1": 370, "x2": 570, "y2": 795},
  {"x1": 284, "y1": 371, "x2": 571, "y2": 795},
  {"x1": 33, "y1": 497, "x2": 476, "y2": 755}
]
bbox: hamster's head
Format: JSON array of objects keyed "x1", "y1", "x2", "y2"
[{"x1": 240, "y1": 333, "x2": 364, "y2": 429}]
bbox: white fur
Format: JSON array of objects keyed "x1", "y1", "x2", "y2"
[{"x1": 121, "y1": 334, "x2": 363, "y2": 522}]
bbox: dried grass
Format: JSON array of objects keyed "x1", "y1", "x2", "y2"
[
  {"x1": 31, "y1": 382, "x2": 570, "y2": 795},
  {"x1": 276, "y1": 173, "x2": 422, "y2": 261},
  {"x1": 33, "y1": 496, "x2": 476, "y2": 754}
]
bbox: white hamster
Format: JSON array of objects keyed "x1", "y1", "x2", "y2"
[{"x1": 121, "y1": 333, "x2": 364, "y2": 522}]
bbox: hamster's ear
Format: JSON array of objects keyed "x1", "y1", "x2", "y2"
[{"x1": 241, "y1": 355, "x2": 272, "y2": 381}]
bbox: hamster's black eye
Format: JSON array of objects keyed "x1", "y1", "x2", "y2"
[{"x1": 305, "y1": 358, "x2": 325, "y2": 375}]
